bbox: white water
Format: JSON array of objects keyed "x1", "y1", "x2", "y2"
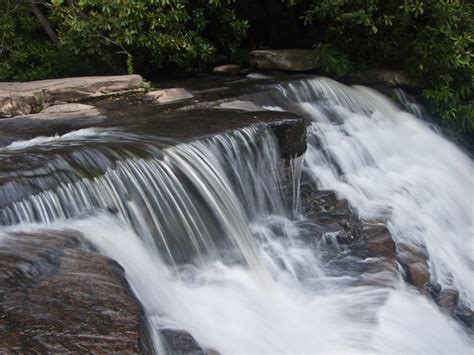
[
  {"x1": 1, "y1": 77, "x2": 473, "y2": 353},
  {"x1": 292, "y1": 79, "x2": 474, "y2": 307}
]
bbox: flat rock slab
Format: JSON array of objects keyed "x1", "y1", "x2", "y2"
[
  {"x1": 213, "y1": 64, "x2": 241, "y2": 76},
  {"x1": 249, "y1": 49, "x2": 320, "y2": 71},
  {"x1": 219, "y1": 100, "x2": 263, "y2": 111},
  {"x1": 0, "y1": 75, "x2": 145, "y2": 117},
  {"x1": 144, "y1": 88, "x2": 193, "y2": 103},
  {"x1": 0, "y1": 231, "x2": 151, "y2": 352}
]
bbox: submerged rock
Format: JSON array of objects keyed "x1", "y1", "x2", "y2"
[
  {"x1": 0, "y1": 231, "x2": 151, "y2": 353},
  {"x1": 249, "y1": 49, "x2": 319, "y2": 71}
]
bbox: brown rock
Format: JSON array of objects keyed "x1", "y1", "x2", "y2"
[
  {"x1": 365, "y1": 225, "x2": 396, "y2": 259},
  {"x1": 436, "y1": 289, "x2": 459, "y2": 315},
  {"x1": 0, "y1": 231, "x2": 151, "y2": 353},
  {"x1": 397, "y1": 243, "x2": 430, "y2": 292},
  {"x1": 404, "y1": 261, "x2": 430, "y2": 291}
]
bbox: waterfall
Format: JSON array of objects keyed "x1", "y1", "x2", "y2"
[
  {"x1": 1, "y1": 77, "x2": 472, "y2": 353},
  {"x1": 273, "y1": 78, "x2": 473, "y2": 307}
]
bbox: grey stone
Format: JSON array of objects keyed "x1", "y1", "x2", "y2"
[
  {"x1": 219, "y1": 100, "x2": 263, "y2": 111},
  {"x1": 0, "y1": 75, "x2": 146, "y2": 117},
  {"x1": 249, "y1": 49, "x2": 319, "y2": 71},
  {"x1": 213, "y1": 64, "x2": 241, "y2": 76},
  {"x1": 145, "y1": 88, "x2": 193, "y2": 104},
  {"x1": 12, "y1": 104, "x2": 104, "y2": 121}
]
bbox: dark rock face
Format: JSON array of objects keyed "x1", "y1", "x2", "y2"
[
  {"x1": 270, "y1": 118, "x2": 307, "y2": 158},
  {"x1": 456, "y1": 305, "x2": 473, "y2": 329},
  {"x1": 0, "y1": 231, "x2": 151, "y2": 353},
  {"x1": 350, "y1": 69, "x2": 420, "y2": 89},
  {"x1": 249, "y1": 49, "x2": 319, "y2": 71},
  {"x1": 161, "y1": 329, "x2": 214, "y2": 354},
  {"x1": 299, "y1": 179, "x2": 400, "y2": 287}
]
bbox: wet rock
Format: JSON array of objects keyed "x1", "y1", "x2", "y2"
[
  {"x1": 145, "y1": 88, "x2": 193, "y2": 103},
  {"x1": 363, "y1": 259, "x2": 400, "y2": 287},
  {"x1": 365, "y1": 224, "x2": 396, "y2": 259},
  {"x1": 0, "y1": 75, "x2": 146, "y2": 117},
  {"x1": 426, "y1": 281, "x2": 442, "y2": 298},
  {"x1": 0, "y1": 231, "x2": 151, "y2": 353},
  {"x1": 219, "y1": 100, "x2": 263, "y2": 111},
  {"x1": 213, "y1": 64, "x2": 241, "y2": 76},
  {"x1": 350, "y1": 69, "x2": 420, "y2": 88},
  {"x1": 270, "y1": 118, "x2": 307, "y2": 158},
  {"x1": 436, "y1": 288, "x2": 459, "y2": 315},
  {"x1": 249, "y1": 49, "x2": 319, "y2": 71},
  {"x1": 397, "y1": 243, "x2": 430, "y2": 293},
  {"x1": 455, "y1": 305, "x2": 473, "y2": 329},
  {"x1": 404, "y1": 261, "x2": 430, "y2": 292},
  {"x1": 161, "y1": 329, "x2": 207, "y2": 354}
]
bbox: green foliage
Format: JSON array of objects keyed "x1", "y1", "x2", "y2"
[
  {"x1": 314, "y1": 44, "x2": 352, "y2": 77},
  {"x1": 0, "y1": 1, "x2": 91, "y2": 81},
  {"x1": 1, "y1": 0, "x2": 472, "y2": 132},
  {"x1": 285, "y1": 0, "x2": 474, "y2": 132},
  {"x1": 0, "y1": 0, "x2": 248, "y2": 80}
]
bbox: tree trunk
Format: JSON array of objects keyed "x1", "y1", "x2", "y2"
[{"x1": 28, "y1": 0, "x2": 59, "y2": 46}]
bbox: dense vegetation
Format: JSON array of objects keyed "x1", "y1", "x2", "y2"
[{"x1": 1, "y1": 0, "x2": 472, "y2": 132}]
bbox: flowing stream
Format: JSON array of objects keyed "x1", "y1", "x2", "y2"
[{"x1": 1, "y1": 77, "x2": 472, "y2": 353}]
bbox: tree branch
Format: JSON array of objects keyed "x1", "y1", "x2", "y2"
[{"x1": 28, "y1": 0, "x2": 59, "y2": 46}]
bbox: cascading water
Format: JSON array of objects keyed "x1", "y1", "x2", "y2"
[{"x1": 1, "y1": 76, "x2": 472, "y2": 353}]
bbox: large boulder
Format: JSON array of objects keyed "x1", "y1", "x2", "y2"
[
  {"x1": 249, "y1": 49, "x2": 319, "y2": 71},
  {"x1": 0, "y1": 231, "x2": 151, "y2": 352},
  {"x1": 0, "y1": 75, "x2": 146, "y2": 118}
]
